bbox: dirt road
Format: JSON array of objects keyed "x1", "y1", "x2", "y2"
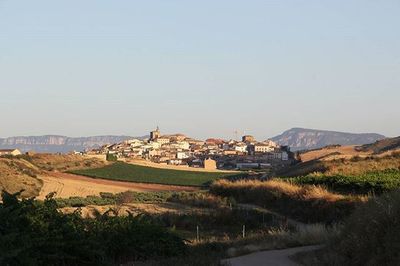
[
  {"x1": 38, "y1": 172, "x2": 198, "y2": 200},
  {"x1": 222, "y1": 245, "x2": 322, "y2": 266}
]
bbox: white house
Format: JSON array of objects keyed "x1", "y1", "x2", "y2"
[
  {"x1": 0, "y1": 149, "x2": 22, "y2": 156},
  {"x1": 234, "y1": 144, "x2": 248, "y2": 153},
  {"x1": 176, "y1": 151, "x2": 190, "y2": 159},
  {"x1": 156, "y1": 137, "x2": 170, "y2": 145}
]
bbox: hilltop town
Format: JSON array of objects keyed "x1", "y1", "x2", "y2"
[{"x1": 86, "y1": 127, "x2": 294, "y2": 171}]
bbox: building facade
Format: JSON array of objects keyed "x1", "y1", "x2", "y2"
[
  {"x1": 242, "y1": 135, "x2": 255, "y2": 143},
  {"x1": 0, "y1": 149, "x2": 22, "y2": 156}
]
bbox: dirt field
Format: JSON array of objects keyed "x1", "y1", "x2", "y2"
[
  {"x1": 300, "y1": 145, "x2": 372, "y2": 162},
  {"x1": 38, "y1": 172, "x2": 198, "y2": 200}
]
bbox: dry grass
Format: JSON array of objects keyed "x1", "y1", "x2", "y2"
[
  {"x1": 324, "y1": 156, "x2": 400, "y2": 176},
  {"x1": 212, "y1": 179, "x2": 345, "y2": 202},
  {"x1": 300, "y1": 145, "x2": 371, "y2": 162},
  {"x1": 210, "y1": 179, "x2": 363, "y2": 223},
  {"x1": 0, "y1": 158, "x2": 43, "y2": 199},
  {"x1": 280, "y1": 154, "x2": 400, "y2": 177},
  {"x1": 191, "y1": 223, "x2": 337, "y2": 260},
  {"x1": 0, "y1": 154, "x2": 116, "y2": 200},
  {"x1": 28, "y1": 153, "x2": 106, "y2": 171}
]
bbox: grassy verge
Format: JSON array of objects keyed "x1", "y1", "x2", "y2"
[{"x1": 69, "y1": 162, "x2": 243, "y2": 187}]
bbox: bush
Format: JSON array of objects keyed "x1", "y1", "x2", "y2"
[
  {"x1": 167, "y1": 191, "x2": 235, "y2": 209},
  {"x1": 106, "y1": 153, "x2": 118, "y2": 162},
  {"x1": 0, "y1": 191, "x2": 186, "y2": 265},
  {"x1": 329, "y1": 190, "x2": 400, "y2": 265}
]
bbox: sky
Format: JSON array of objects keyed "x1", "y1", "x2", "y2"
[{"x1": 0, "y1": 0, "x2": 399, "y2": 140}]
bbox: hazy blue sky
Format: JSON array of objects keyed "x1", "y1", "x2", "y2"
[{"x1": 0, "y1": 0, "x2": 399, "y2": 139}]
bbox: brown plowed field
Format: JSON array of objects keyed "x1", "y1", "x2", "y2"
[{"x1": 38, "y1": 172, "x2": 198, "y2": 200}]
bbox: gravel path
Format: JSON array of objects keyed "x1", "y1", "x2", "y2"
[{"x1": 222, "y1": 245, "x2": 322, "y2": 266}]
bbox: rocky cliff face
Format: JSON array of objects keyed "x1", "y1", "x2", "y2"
[
  {"x1": 271, "y1": 128, "x2": 385, "y2": 151},
  {"x1": 0, "y1": 135, "x2": 145, "y2": 153}
]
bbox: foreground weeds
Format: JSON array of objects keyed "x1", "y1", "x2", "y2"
[{"x1": 294, "y1": 189, "x2": 400, "y2": 266}]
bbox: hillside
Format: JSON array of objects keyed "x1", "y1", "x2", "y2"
[
  {"x1": 271, "y1": 128, "x2": 385, "y2": 151},
  {"x1": 358, "y1": 136, "x2": 400, "y2": 154},
  {"x1": 297, "y1": 136, "x2": 400, "y2": 163},
  {"x1": 0, "y1": 135, "x2": 146, "y2": 153},
  {"x1": 0, "y1": 157, "x2": 43, "y2": 198},
  {"x1": 0, "y1": 154, "x2": 107, "y2": 199},
  {"x1": 278, "y1": 154, "x2": 400, "y2": 177}
]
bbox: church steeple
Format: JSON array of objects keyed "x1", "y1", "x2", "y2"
[{"x1": 150, "y1": 126, "x2": 161, "y2": 141}]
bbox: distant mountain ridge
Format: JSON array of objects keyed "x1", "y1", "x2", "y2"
[
  {"x1": 271, "y1": 128, "x2": 386, "y2": 151},
  {"x1": 1, "y1": 128, "x2": 388, "y2": 153},
  {"x1": 0, "y1": 135, "x2": 146, "y2": 153}
]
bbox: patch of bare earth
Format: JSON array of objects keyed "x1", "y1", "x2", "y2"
[
  {"x1": 300, "y1": 145, "x2": 372, "y2": 162},
  {"x1": 38, "y1": 172, "x2": 198, "y2": 200}
]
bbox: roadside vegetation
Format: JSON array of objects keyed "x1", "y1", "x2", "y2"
[
  {"x1": 294, "y1": 189, "x2": 400, "y2": 266},
  {"x1": 70, "y1": 162, "x2": 242, "y2": 187},
  {"x1": 210, "y1": 179, "x2": 362, "y2": 223}
]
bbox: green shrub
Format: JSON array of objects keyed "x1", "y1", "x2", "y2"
[
  {"x1": 167, "y1": 191, "x2": 235, "y2": 209},
  {"x1": 106, "y1": 153, "x2": 118, "y2": 162},
  {"x1": 55, "y1": 191, "x2": 233, "y2": 209},
  {"x1": 0, "y1": 191, "x2": 186, "y2": 265},
  {"x1": 289, "y1": 169, "x2": 400, "y2": 194}
]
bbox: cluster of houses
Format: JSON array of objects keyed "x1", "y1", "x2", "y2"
[
  {"x1": 88, "y1": 127, "x2": 293, "y2": 170},
  {"x1": 0, "y1": 149, "x2": 22, "y2": 156}
]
